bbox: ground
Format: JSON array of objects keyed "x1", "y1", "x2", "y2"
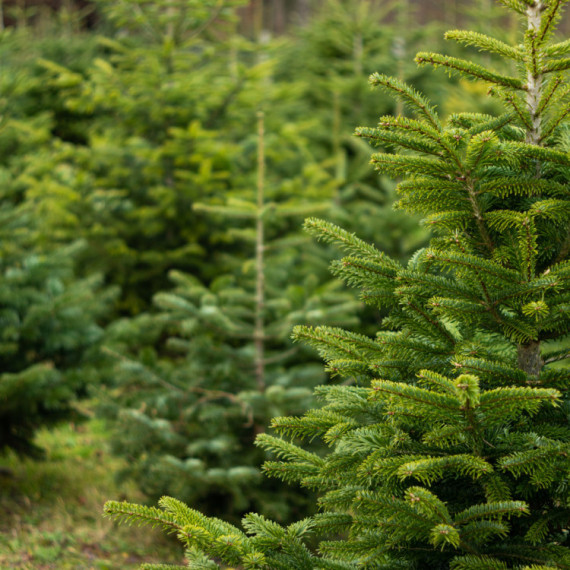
[{"x1": 0, "y1": 418, "x2": 182, "y2": 570}]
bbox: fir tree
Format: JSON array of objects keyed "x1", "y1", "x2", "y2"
[
  {"x1": 20, "y1": 0, "x2": 270, "y2": 314},
  {"x1": 14, "y1": 0, "x2": 442, "y2": 322},
  {"x1": 100, "y1": 113, "x2": 360, "y2": 523},
  {"x1": 0, "y1": 197, "x2": 116, "y2": 457},
  {"x1": 20, "y1": 0, "x2": 384, "y2": 321},
  {"x1": 106, "y1": 1, "x2": 570, "y2": 569},
  {"x1": 0, "y1": 35, "x2": 117, "y2": 457},
  {"x1": 275, "y1": 0, "x2": 435, "y2": 253},
  {"x1": 0, "y1": 236, "x2": 114, "y2": 457}
]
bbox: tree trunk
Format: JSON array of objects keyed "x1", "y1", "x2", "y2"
[
  {"x1": 517, "y1": 341, "x2": 543, "y2": 378},
  {"x1": 516, "y1": 2, "x2": 546, "y2": 379},
  {"x1": 297, "y1": 0, "x2": 309, "y2": 26},
  {"x1": 254, "y1": 0, "x2": 264, "y2": 41},
  {"x1": 254, "y1": 111, "x2": 266, "y2": 392},
  {"x1": 273, "y1": 0, "x2": 285, "y2": 35}
]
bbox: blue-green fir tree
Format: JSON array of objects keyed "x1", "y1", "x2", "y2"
[
  {"x1": 97, "y1": 1, "x2": 570, "y2": 567},
  {"x1": 0, "y1": 228, "x2": 114, "y2": 457},
  {"x1": 100, "y1": 112, "x2": 360, "y2": 523},
  {"x1": 0, "y1": 165, "x2": 115, "y2": 458}
]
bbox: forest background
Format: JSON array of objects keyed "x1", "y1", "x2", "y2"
[{"x1": 0, "y1": 0, "x2": 553, "y2": 568}]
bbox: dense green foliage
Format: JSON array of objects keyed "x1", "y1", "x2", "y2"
[
  {"x1": 19, "y1": 0, "x2": 268, "y2": 314},
  {"x1": 3, "y1": 0, "x2": 552, "y2": 549},
  {"x1": 16, "y1": 0, "x2": 438, "y2": 317},
  {"x1": 88, "y1": 0, "x2": 468, "y2": 522},
  {"x1": 0, "y1": 0, "x2": 431, "y2": 478},
  {"x1": 0, "y1": 232, "x2": 114, "y2": 457},
  {"x1": 0, "y1": 25, "x2": 119, "y2": 457},
  {"x1": 0, "y1": 122, "x2": 116, "y2": 456},
  {"x1": 105, "y1": 1, "x2": 570, "y2": 569},
  {"x1": 100, "y1": 112, "x2": 360, "y2": 522}
]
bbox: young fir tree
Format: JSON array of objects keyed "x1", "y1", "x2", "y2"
[
  {"x1": 106, "y1": 1, "x2": 570, "y2": 568},
  {"x1": 275, "y1": 0, "x2": 435, "y2": 254},
  {"x1": 0, "y1": 37, "x2": 117, "y2": 457},
  {"x1": 100, "y1": 113, "x2": 360, "y2": 523},
  {"x1": 17, "y1": 0, "x2": 437, "y2": 322},
  {"x1": 22, "y1": 0, "x2": 382, "y2": 319},
  {"x1": 20, "y1": 0, "x2": 271, "y2": 315},
  {"x1": 0, "y1": 172, "x2": 115, "y2": 458},
  {"x1": 0, "y1": 228, "x2": 114, "y2": 457}
]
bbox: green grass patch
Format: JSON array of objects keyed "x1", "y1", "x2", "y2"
[{"x1": 0, "y1": 418, "x2": 182, "y2": 569}]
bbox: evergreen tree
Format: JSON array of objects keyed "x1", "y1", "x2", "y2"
[
  {"x1": 16, "y1": 0, "x2": 272, "y2": 315},
  {"x1": 106, "y1": 1, "x2": 570, "y2": 569},
  {"x1": 13, "y1": 0, "x2": 440, "y2": 322},
  {"x1": 0, "y1": 230, "x2": 114, "y2": 457},
  {"x1": 0, "y1": 182, "x2": 115, "y2": 457},
  {"x1": 20, "y1": 0, "x2": 382, "y2": 319},
  {"x1": 275, "y1": 0, "x2": 435, "y2": 253},
  {"x1": 100, "y1": 113, "x2": 360, "y2": 523},
  {"x1": 0, "y1": 31, "x2": 117, "y2": 457},
  {"x1": 0, "y1": 18, "x2": 107, "y2": 145}
]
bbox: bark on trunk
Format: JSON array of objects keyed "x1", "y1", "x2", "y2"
[
  {"x1": 254, "y1": 111, "x2": 266, "y2": 392},
  {"x1": 296, "y1": 0, "x2": 309, "y2": 26},
  {"x1": 517, "y1": 340, "x2": 543, "y2": 378},
  {"x1": 525, "y1": 1, "x2": 543, "y2": 145},
  {"x1": 273, "y1": 0, "x2": 285, "y2": 35},
  {"x1": 515, "y1": 3, "x2": 545, "y2": 379}
]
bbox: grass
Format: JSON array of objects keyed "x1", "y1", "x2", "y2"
[{"x1": 0, "y1": 418, "x2": 183, "y2": 570}]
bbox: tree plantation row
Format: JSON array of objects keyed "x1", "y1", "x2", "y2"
[
  {"x1": 4, "y1": 1, "x2": 570, "y2": 569},
  {"x1": 2, "y1": 0, "x2": 442, "y2": 514}
]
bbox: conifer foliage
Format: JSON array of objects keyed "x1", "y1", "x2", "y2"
[
  {"x1": 24, "y1": 0, "x2": 267, "y2": 315},
  {"x1": 0, "y1": 198, "x2": 115, "y2": 457},
  {"x1": 0, "y1": 62, "x2": 116, "y2": 457},
  {"x1": 105, "y1": 1, "x2": 570, "y2": 568},
  {"x1": 276, "y1": 0, "x2": 432, "y2": 256},
  {"x1": 101, "y1": 113, "x2": 359, "y2": 522},
  {"x1": 0, "y1": 235, "x2": 113, "y2": 457}
]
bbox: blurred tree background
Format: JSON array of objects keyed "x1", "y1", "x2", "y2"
[{"x1": 0, "y1": 0, "x2": 558, "y2": 567}]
